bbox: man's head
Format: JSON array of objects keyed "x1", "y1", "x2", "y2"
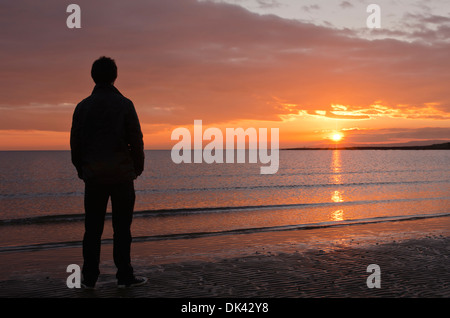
[{"x1": 91, "y1": 56, "x2": 117, "y2": 85}]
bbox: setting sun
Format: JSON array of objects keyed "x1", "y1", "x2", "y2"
[{"x1": 331, "y1": 133, "x2": 343, "y2": 142}]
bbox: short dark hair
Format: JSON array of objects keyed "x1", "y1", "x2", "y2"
[{"x1": 91, "y1": 56, "x2": 117, "y2": 84}]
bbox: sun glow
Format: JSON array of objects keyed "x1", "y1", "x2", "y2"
[{"x1": 331, "y1": 133, "x2": 343, "y2": 142}]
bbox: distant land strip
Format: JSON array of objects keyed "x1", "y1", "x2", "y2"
[{"x1": 283, "y1": 142, "x2": 450, "y2": 151}]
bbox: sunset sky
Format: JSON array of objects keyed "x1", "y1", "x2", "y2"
[{"x1": 1, "y1": 0, "x2": 450, "y2": 150}]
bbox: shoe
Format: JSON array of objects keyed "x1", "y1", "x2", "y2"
[
  {"x1": 81, "y1": 280, "x2": 96, "y2": 290},
  {"x1": 117, "y1": 276, "x2": 148, "y2": 288}
]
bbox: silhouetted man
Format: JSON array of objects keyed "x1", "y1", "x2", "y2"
[{"x1": 70, "y1": 56, "x2": 146, "y2": 289}]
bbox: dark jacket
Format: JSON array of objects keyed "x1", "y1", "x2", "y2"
[{"x1": 70, "y1": 84, "x2": 144, "y2": 184}]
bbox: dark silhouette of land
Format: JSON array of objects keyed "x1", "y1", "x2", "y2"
[{"x1": 283, "y1": 141, "x2": 450, "y2": 151}]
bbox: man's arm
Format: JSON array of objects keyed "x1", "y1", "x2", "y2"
[
  {"x1": 70, "y1": 105, "x2": 84, "y2": 179},
  {"x1": 126, "y1": 102, "x2": 145, "y2": 177}
]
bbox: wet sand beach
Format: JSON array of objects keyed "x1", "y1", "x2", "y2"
[{"x1": 0, "y1": 215, "x2": 449, "y2": 299}]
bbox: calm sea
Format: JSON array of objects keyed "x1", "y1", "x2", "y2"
[{"x1": 0, "y1": 150, "x2": 449, "y2": 253}]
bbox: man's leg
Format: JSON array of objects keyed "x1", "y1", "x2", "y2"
[
  {"x1": 110, "y1": 181, "x2": 135, "y2": 282},
  {"x1": 82, "y1": 181, "x2": 109, "y2": 285}
]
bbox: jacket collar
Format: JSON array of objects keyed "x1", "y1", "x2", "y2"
[{"x1": 92, "y1": 83, "x2": 123, "y2": 96}]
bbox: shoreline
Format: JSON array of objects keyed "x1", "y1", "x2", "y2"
[
  {"x1": 282, "y1": 141, "x2": 450, "y2": 151},
  {"x1": 0, "y1": 216, "x2": 449, "y2": 298}
]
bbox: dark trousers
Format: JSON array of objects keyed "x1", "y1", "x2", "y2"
[{"x1": 82, "y1": 180, "x2": 135, "y2": 283}]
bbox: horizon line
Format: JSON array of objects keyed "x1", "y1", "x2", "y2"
[{"x1": 1, "y1": 141, "x2": 449, "y2": 152}]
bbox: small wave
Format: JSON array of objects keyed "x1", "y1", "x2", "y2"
[
  {"x1": 1, "y1": 179, "x2": 448, "y2": 199},
  {"x1": 0, "y1": 197, "x2": 450, "y2": 226},
  {"x1": 135, "y1": 179, "x2": 450, "y2": 195},
  {"x1": 0, "y1": 191, "x2": 83, "y2": 200},
  {"x1": 1, "y1": 212, "x2": 449, "y2": 254},
  {"x1": 1, "y1": 196, "x2": 449, "y2": 226}
]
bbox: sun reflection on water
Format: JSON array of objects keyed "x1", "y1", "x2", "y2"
[
  {"x1": 330, "y1": 150, "x2": 345, "y2": 221},
  {"x1": 332, "y1": 150, "x2": 342, "y2": 184},
  {"x1": 331, "y1": 209, "x2": 344, "y2": 221},
  {"x1": 331, "y1": 190, "x2": 344, "y2": 203}
]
